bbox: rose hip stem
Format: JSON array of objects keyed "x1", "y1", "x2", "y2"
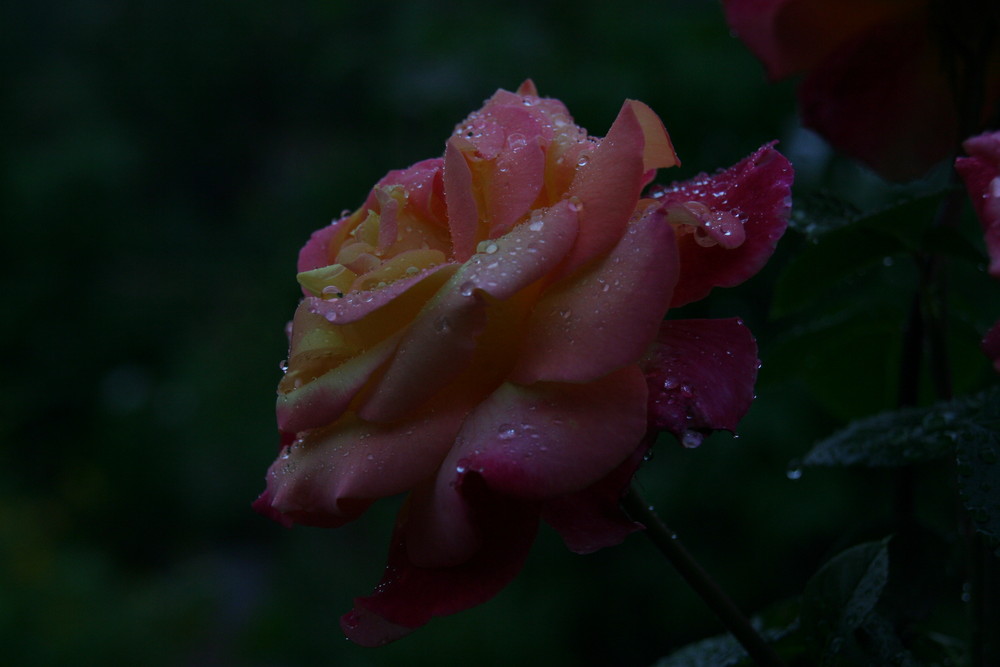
[{"x1": 622, "y1": 484, "x2": 786, "y2": 667}]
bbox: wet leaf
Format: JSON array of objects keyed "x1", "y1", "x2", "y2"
[
  {"x1": 803, "y1": 386, "x2": 1000, "y2": 468},
  {"x1": 652, "y1": 622, "x2": 793, "y2": 667},
  {"x1": 801, "y1": 539, "x2": 890, "y2": 660},
  {"x1": 955, "y1": 417, "x2": 1000, "y2": 543},
  {"x1": 775, "y1": 196, "x2": 938, "y2": 317},
  {"x1": 773, "y1": 226, "x2": 904, "y2": 317}
]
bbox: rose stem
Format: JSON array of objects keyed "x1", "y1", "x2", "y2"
[{"x1": 622, "y1": 484, "x2": 786, "y2": 667}]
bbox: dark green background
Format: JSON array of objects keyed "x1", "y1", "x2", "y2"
[{"x1": 3, "y1": 0, "x2": 980, "y2": 664}]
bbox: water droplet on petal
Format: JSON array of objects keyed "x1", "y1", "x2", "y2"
[
  {"x1": 459, "y1": 281, "x2": 476, "y2": 297},
  {"x1": 434, "y1": 316, "x2": 451, "y2": 334},
  {"x1": 680, "y1": 430, "x2": 703, "y2": 448},
  {"x1": 498, "y1": 423, "x2": 517, "y2": 440}
]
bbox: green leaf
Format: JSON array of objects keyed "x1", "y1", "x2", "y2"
[
  {"x1": 775, "y1": 195, "x2": 938, "y2": 317},
  {"x1": 651, "y1": 632, "x2": 749, "y2": 667},
  {"x1": 800, "y1": 539, "x2": 891, "y2": 661},
  {"x1": 652, "y1": 623, "x2": 794, "y2": 667},
  {"x1": 955, "y1": 418, "x2": 1000, "y2": 543},
  {"x1": 787, "y1": 192, "x2": 862, "y2": 240},
  {"x1": 773, "y1": 226, "x2": 904, "y2": 317},
  {"x1": 803, "y1": 386, "x2": 1000, "y2": 468}
]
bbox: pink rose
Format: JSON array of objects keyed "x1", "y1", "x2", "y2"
[
  {"x1": 956, "y1": 130, "x2": 1000, "y2": 371},
  {"x1": 254, "y1": 82, "x2": 792, "y2": 645},
  {"x1": 724, "y1": 0, "x2": 1000, "y2": 181}
]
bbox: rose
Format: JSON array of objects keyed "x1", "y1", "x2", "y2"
[
  {"x1": 254, "y1": 81, "x2": 792, "y2": 645},
  {"x1": 956, "y1": 130, "x2": 1000, "y2": 371},
  {"x1": 724, "y1": 0, "x2": 1000, "y2": 181}
]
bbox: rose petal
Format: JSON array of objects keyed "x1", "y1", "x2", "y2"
[
  {"x1": 444, "y1": 137, "x2": 480, "y2": 261},
  {"x1": 403, "y1": 366, "x2": 648, "y2": 568},
  {"x1": 540, "y1": 436, "x2": 652, "y2": 554},
  {"x1": 358, "y1": 200, "x2": 579, "y2": 422},
  {"x1": 724, "y1": 0, "x2": 915, "y2": 80},
  {"x1": 559, "y1": 100, "x2": 651, "y2": 276},
  {"x1": 276, "y1": 332, "x2": 402, "y2": 434},
  {"x1": 306, "y1": 263, "x2": 457, "y2": 325},
  {"x1": 341, "y1": 479, "x2": 538, "y2": 646},
  {"x1": 642, "y1": 318, "x2": 759, "y2": 442},
  {"x1": 651, "y1": 143, "x2": 792, "y2": 308},
  {"x1": 957, "y1": 131, "x2": 1000, "y2": 278},
  {"x1": 456, "y1": 366, "x2": 649, "y2": 499},
  {"x1": 798, "y1": 14, "x2": 958, "y2": 181},
  {"x1": 488, "y1": 134, "x2": 545, "y2": 237},
  {"x1": 511, "y1": 202, "x2": 678, "y2": 384},
  {"x1": 630, "y1": 100, "x2": 679, "y2": 172},
  {"x1": 255, "y1": 397, "x2": 475, "y2": 528},
  {"x1": 362, "y1": 158, "x2": 447, "y2": 227},
  {"x1": 297, "y1": 216, "x2": 353, "y2": 275}
]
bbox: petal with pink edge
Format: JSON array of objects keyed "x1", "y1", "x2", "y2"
[
  {"x1": 358, "y1": 200, "x2": 579, "y2": 422},
  {"x1": 651, "y1": 143, "x2": 792, "y2": 308},
  {"x1": 540, "y1": 435, "x2": 653, "y2": 554},
  {"x1": 365, "y1": 158, "x2": 447, "y2": 225},
  {"x1": 560, "y1": 100, "x2": 653, "y2": 276},
  {"x1": 297, "y1": 216, "x2": 354, "y2": 274},
  {"x1": 511, "y1": 202, "x2": 678, "y2": 384},
  {"x1": 276, "y1": 331, "x2": 402, "y2": 434},
  {"x1": 454, "y1": 366, "x2": 648, "y2": 500},
  {"x1": 341, "y1": 478, "x2": 538, "y2": 646},
  {"x1": 444, "y1": 137, "x2": 480, "y2": 261},
  {"x1": 488, "y1": 135, "x2": 545, "y2": 237},
  {"x1": 642, "y1": 318, "x2": 759, "y2": 444},
  {"x1": 306, "y1": 262, "x2": 457, "y2": 325},
  {"x1": 957, "y1": 131, "x2": 1000, "y2": 278},
  {"x1": 402, "y1": 366, "x2": 647, "y2": 568},
  {"x1": 254, "y1": 397, "x2": 475, "y2": 529}
]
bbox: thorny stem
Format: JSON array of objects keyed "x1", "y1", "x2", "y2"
[{"x1": 623, "y1": 484, "x2": 786, "y2": 667}]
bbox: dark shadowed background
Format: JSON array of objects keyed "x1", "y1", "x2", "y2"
[{"x1": 5, "y1": 0, "x2": 970, "y2": 665}]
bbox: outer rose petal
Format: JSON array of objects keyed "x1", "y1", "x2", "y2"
[
  {"x1": 652, "y1": 143, "x2": 792, "y2": 308},
  {"x1": 561, "y1": 100, "x2": 673, "y2": 276},
  {"x1": 540, "y1": 436, "x2": 653, "y2": 554},
  {"x1": 510, "y1": 202, "x2": 678, "y2": 384},
  {"x1": 403, "y1": 366, "x2": 649, "y2": 568},
  {"x1": 642, "y1": 318, "x2": 760, "y2": 444},
  {"x1": 956, "y1": 131, "x2": 1000, "y2": 278},
  {"x1": 341, "y1": 478, "x2": 538, "y2": 646},
  {"x1": 255, "y1": 394, "x2": 477, "y2": 528}
]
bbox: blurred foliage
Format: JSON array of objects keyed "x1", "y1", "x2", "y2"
[{"x1": 3, "y1": 0, "x2": 998, "y2": 665}]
